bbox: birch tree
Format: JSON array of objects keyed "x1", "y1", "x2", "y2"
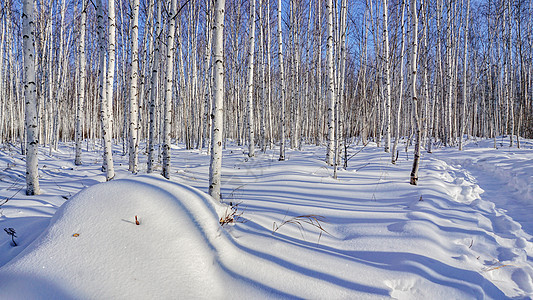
[
  {"x1": 410, "y1": 0, "x2": 421, "y2": 185},
  {"x1": 326, "y1": 0, "x2": 335, "y2": 166},
  {"x1": 96, "y1": 0, "x2": 115, "y2": 181},
  {"x1": 104, "y1": 0, "x2": 116, "y2": 180},
  {"x1": 277, "y1": 0, "x2": 286, "y2": 161},
  {"x1": 202, "y1": 0, "x2": 213, "y2": 151},
  {"x1": 129, "y1": 0, "x2": 140, "y2": 173},
  {"x1": 162, "y1": 0, "x2": 178, "y2": 179},
  {"x1": 391, "y1": 0, "x2": 406, "y2": 163},
  {"x1": 382, "y1": 0, "x2": 392, "y2": 153},
  {"x1": 458, "y1": 0, "x2": 471, "y2": 151},
  {"x1": 22, "y1": 0, "x2": 40, "y2": 195},
  {"x1": 147, "y1": 0, "x2": 162, "y2": 173},
  {"x1": 208, "y1": 0, "x2": 226, "y2": 201},
  {"x1": 246, "y1": 0, "x2": 256, "y2": 157},
  {"x1": 75, "y1": 0, "x2": 88, "y2": 166}
]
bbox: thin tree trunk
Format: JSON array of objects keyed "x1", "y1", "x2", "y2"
[
  {"x1": 128, "y1": 0, "x2": 140, "y2": 173},
  {"x1": 326, "y1": 0, "x2": 335, "y2": 166},
  {"x1": 259, "y1": 0, "x2": 266, "y2": 152},
  {"x1": 147, "y1": 0, "x2": 162, "y2": 173},
  {"x1": 202, "y1": 0, "x2": 213, "y2": 151},
  {"x1": 23, "y1": 0, "x2": 40, "y2": 195},
  {"x1": 391, "y1": 0, "x2": 406, "y2": 163},
  {"x1": 162, "y1": 0, "x2": 178, "y2": 179},
  {"x1": 382, "y1": 0, "x2": 391, "y2": 153},
  {"x1": 277, "y1": 0, "x2": 286, "y2": 161},
  {"x1": 410, "y1": 0, "x2": 420, "y2": 185},
  {"x1": 247, "y1": 0, "x2": 256, "y2": 157},
  {"x1": 75, "y1": 0, "x2": 88, "y2": 166},
  {"x1": 209, "y1": 0, "x2": 226, "y2": 201},
  {"x1": 96, "y1": 0, "x2": 115, "y2": 181},
  {"x1": 458, "y1": 0, "x2": 470, "y2": 150}
]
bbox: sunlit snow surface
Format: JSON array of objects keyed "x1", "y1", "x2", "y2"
[{"x1": 0, "y1": 137, "x2": 532, "y2": 299}]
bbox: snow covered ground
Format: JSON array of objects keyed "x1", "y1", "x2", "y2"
[{"x1": 0, "y1": 137, "x2": 532, "y2": 299}]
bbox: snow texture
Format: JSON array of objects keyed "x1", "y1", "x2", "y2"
[{"x1": 0, "y1": 137, "x2": 532, "y2": 299}]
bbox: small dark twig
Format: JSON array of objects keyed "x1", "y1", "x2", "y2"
[{"x1": 4, "y1": 228, "x2": 17, "y2": 246}]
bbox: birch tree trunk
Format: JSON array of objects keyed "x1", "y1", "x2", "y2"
[
  {"x1": 75, "y1": 0, "x2": 88, "y2": 166},
  {"x1": 96, "y1": 0, "x2": 114, "y2": 181},
  {"x1": 334, "y1": 0, "x2": 347, "y2": 178},
  {"x1": 208, "y1": 0, "x2": 226, "y2": 201},
  {"x1": 23, "y1": 0, "x2": 40, "y2": 195},
  {"x1": 326, "y1": 0, "x2": 335, "y2": 166},
  {"x1": 162, "y1": 0, "x2": 178, "y2": 179},
  {"x1": 506, "y1": 0, "x2": 514, "y2": 147},
  {"x1": 202, "y1": 0, "x2": 213, "y2": 151},
  {"x1": 50, "y1": 0, "x2": 67, "y2": 153},
  {"x1": 444, "y1": 0, "x2": 454, "y2": 146},
  {"x1": 458, "y1": 0, "x2": 470, "y2": 151},
  {"x1": 259, "y1": 0, "x2": 266, "y2": 152},
  {"x1": 246, "y1": 0, "x2": 256, "y2": 157},
  {"x1": 128, "y1": 0, "x2": 140, "y2": 173},
  {"x1": 410, "y1": 0, "x2": 421, "y2": 185},
  {"x1": 147, "y1": 0, "x2": 162, "y2": 173},
  {"x1": 392, "y1": 0, "x2": 406, "y2": 162},
  {"x1": 266, "y1": 0, "x2": 273, "y2": 150},
  {"x1": 277, "y1": 0, "x2": 286, "y2": 161},
  {"x1": 104, "y1": 0, "x2": 116, "y2": 180},
  {"x1": 382, "y1": 0, "x2": 391, "y2": 153}
]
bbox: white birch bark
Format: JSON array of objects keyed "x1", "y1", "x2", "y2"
[
  {"x1": 326, "y1": 0, "x2": 335, "y2": 166},
  {"x1": 458, "y1": 0, "x2": 470, "y2": 151},
  {"x1": 147, "y1": 0, "x2": 162, "y2": 173},
  {"x1": 277, "y1": 0, "x2": 286, "y2": 161},
  {"x1": 75, "y1": 0, "x2": 88, "y2": 166},
  {"x1": 315, "y1": 0, "x2": 322, "y2": 146},
  {"x1": 445, "y1": 0, "x2": 453, "y2": 146},
  {"x1": 105, "y1": 0, "x2": 116, "y2": 180},
  {"x1": 50, "y1": 0, "x2": 67, "y2": 153},
  {"x1": 96, "y1": 0, "x2": 115, "y2": 181},
  {"x1": 247, "y1": 0, "x2": 256, "y2": 157},
  {"x1": 507, "y1": 0, "x2": 514, "y2": 147},
  {"x1": 162, "y1": 0, "x2": 178, "y2": 179},
  {"x1": 266, "y1": 0, "x2": 273, "y2": 149},
  {"x1": 202, "y1": 0, "x2": 213, "y2": 151},
  {"x1": 334, "y1": 0, "x2": 347, "y2": 176},
  {"x1": 410, "y1": 0, "x2": 421, "y2": 185},
  {"x1": 391, "y1": 0, "x2": 406, "y2": 163},
  {"x1": 22, "y1": 0, "x2": 40, "y2": 195},
  {"x1": 382, "y1": 0, "x2": 391, "y2": 153},
  {"x1": 259, "y1": 0, "x2": 266, "y2": 152},
  {"x1": 208, "y1": 0, "x2": 226, "y2": 201},
  {"x1": 129, "y1": 0, "x2": 140, "y2": 173}
]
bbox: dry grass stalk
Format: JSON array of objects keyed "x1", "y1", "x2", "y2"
[
  {"x1": 273, "y1": 214, "x2": 330, "y2": 244},
  {"x1": 482, "y1": 258, "x2": 512, "y2": 272},
  {"x1": 220, "y1": 202, "x2": 246, "y2": 226}
]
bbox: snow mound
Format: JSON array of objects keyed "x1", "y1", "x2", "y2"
[{"x1": 0, "y1": 175, "x2": 234, "y2": 299}]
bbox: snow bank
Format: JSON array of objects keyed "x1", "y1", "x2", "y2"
[{"x1": 0, "y1": 175, "x2": 240, "y2": 299}]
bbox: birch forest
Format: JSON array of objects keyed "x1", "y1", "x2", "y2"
[{"x1": 1, "y1": 0, "x2": 532, "y2": 193}]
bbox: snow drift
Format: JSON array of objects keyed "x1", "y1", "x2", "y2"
[
  {"x1": 0, "y1": 175, "x2": 257, "y2": 299},
  {"x1": 1, "y1": 140, "x2": 533, "y2": 299}
]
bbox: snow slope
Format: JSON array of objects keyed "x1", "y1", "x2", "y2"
[{"x1": 0, "y1": 138, "x2": 532, "y2": 299}]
